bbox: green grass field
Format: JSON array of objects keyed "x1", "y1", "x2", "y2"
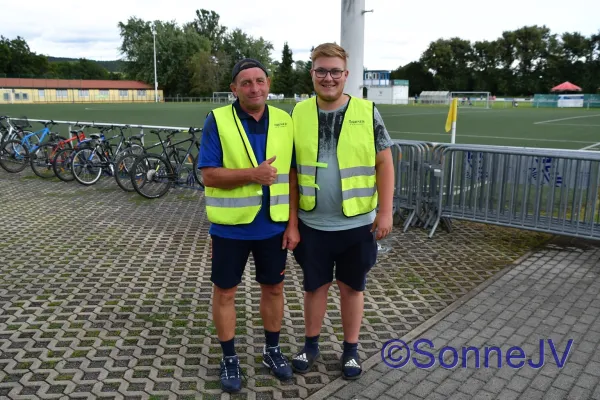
[{"x1": 2, "y1": 102, "x2": 600, "y2": 151}]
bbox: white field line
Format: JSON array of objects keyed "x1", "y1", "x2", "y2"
[
  {"x1": 579, "y1": 142, "x2": 600, "y2": 150},
  {"x1": 534, "y1": 114, "x2": 600, "y2": 124},
  {"x1": 388, "y1": 130, "x2": 596, "y2": 145},
  {"x1": 537, "y1": 123, "x2": 600, "y2": 127}
]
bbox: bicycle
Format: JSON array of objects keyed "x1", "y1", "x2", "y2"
[
  {"x1": 0, "y1": 116, "x2": 33, "y2": 147},
  {"x1": 29, "y1": 123, "x2": 91, "y2": 179},
  {"x1": 70, "y1": 126, "x2": 144, "y2": 186},
  {"x1": 114, "y1": 128, "x2": 189, "y2": 192},
  {"x1": 130, "y1": 127, "x2": 203, "y2": 199},
  {"x1": 51, "y1": 125, "x2": 96, "y2": 182},
  {"x1": 21, "y1": 120, "x2": 63, "y2": 151},
  {"x1": 0, "y1": 139, "x2": 30, "y2": 173},
  {"x1": 0, "y1": 118, "x2": 55, "y2": 174}
]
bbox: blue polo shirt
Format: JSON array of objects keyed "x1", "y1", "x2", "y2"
[{"x1": 198, "y1": 101, "x2": 294, "y2": 240}]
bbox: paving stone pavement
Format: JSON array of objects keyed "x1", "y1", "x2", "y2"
[
  {"x1": 320, "y1": 237, "x2": 600, "y2": 400},
  {"x1": 0, "y1": 168, "x2": 551, "y2": 399}
]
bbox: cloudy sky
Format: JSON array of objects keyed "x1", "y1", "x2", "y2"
[{"x1": 2, "y1": 0, "x2": 599, "y2": 71}]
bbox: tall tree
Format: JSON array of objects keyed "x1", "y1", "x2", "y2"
[
  {"x1": 391, "y1": 61, "x2": 435, "y2": 96},
  {"x1": 118, "y1": 18, "x2": 210, "y2": 96},
  {"x1": 188, "y1": 50, "x2": 230, "y2": 96},
  {"x1": 217, "y1": 28, "x2": 274, "y2": 91},
  {"x1": 271, "y1": 42, "x2": 295, "y2": 97},
  {"x1": 192, "y1": 9, "x2": 227, "y2": 54},
  {"x1": 420, "y1": 37, "x2": 473, "y2": 90},
  {"x1": 293, "y1": 59, "x2": 314, "y2": 96},
  {"x1": 0, "y1": 36, "x2": 50, "y2": 77}
]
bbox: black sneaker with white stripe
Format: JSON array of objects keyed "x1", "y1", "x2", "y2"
[
  {"x1": 262, "y1": 345, "x2": 293, "y2": 381},
  {"x1": 219, "y1": 355, "x2": 242, "y2": 392}
]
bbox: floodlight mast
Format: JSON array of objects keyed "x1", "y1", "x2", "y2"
[{"x1": 152, "y1": 24, "x2": 158, "y2": 103}]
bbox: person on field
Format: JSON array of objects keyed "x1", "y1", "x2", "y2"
[
  {"x1": 289, "y1": 43, "x2": 395, "y2": 380},
  {"x1": 198, "y1": 58, "x2": 300, "y2": 393}
]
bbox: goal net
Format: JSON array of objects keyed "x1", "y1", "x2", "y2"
[
  {"x1": 450, "y1": 92, "x2": 490, "y2": 109},
  {"x1": 212, "y1": 92, "x2": 236, "y2": 104},
  {"x1": 418, "y1": 91, "x2": 449, "y2": 105}
]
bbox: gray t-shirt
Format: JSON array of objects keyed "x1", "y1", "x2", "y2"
[{"x1": 299, "y1": 100, "x2": 394, "y2": 231}]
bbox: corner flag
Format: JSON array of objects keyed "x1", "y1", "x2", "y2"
[{"x1": 445, "y1": 98, "x2": 458, "y2": 144}]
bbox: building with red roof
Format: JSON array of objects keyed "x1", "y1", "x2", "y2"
[{"x1": 0, "y1": 78, "x2": 163, "y2": 104}]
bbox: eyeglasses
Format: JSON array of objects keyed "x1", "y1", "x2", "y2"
[{"x1": 313, "y1": 68, "x2": 345, "y2": 79}]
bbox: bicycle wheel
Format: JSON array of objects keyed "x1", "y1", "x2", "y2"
[
  {"x1": 52, "y1": 147, "x2": 76, "y2": 182},
  {"x1": 0, "y1": 139, "x2": 30, "y2": 173},
  {"x1": 131, "y1": 154, "x2": 174, "y2": 199},
  {"x1": 114, "y1": 149, "x2": 143, "y2": 192},
  {"x1": 167, "y1": 148, "x2": 203, "y2": 188},
  {"x1": 71, "y1": 147, "x2": 102, "y2": 185},
  {"x1": 30, "y1": 143, "x2": 60, "y2": 179}
]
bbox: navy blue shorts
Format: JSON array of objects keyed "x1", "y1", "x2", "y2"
[
  {"x1": 292, "y1": 220, "x2": 378, "y2": 292},
  {"x1": 210, "y1": 233, "x2": 288, "y2": 289}
]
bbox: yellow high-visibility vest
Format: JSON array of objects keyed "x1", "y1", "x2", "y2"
[
  {"x1": 291, "y1": 96, "x2": 377, "y2": 217},
  {"x1": 205, "y1": 104, "x2": 293, "y2": 225}
]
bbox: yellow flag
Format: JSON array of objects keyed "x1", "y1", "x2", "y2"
[{"x1": 445, "y1": 98, "x2": 458, "y2": 132}]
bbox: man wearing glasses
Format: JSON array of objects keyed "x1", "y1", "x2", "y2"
[{"x1": 289, "y1": 43, "x2": 395, "y2": 380}]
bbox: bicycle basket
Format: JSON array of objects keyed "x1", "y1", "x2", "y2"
[{"x1": 12, "y1": 117, "x2": 31, "y2": 128}]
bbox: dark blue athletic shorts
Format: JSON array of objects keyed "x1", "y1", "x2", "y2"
[
  {"x1": 210, "y1": 233, "x2": 288, "y2": 289},
  {"x1": 292, "y1": 220, "x2": 378, "y2": 292}
]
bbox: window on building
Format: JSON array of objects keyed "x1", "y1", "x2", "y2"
[
  {"x1": 56, "y1": 89, "x2": 68, "y2": 98},
  {"x1": 22, "y1": 93, "x2": 28, "y2": 100},
  {"x1": 14, "y1": 93, "x2": 21, "y2": 100},
  {"x1": 38, "y1": 89, "x2": 45, "y2": 98},
  {"x1": 3, "y1": 93, "x2": 9, "y2": 101},
  {"x1": 119, "y1": 90, "x2": 128, "y2": 97},
  {"x1": 137, "y1": 90, "x2": 147, "y2": 97},
  {"x1": 99, "y1": 90, "x2": 109, "y2": 97},
  {"x1": 79, "y1": 89, "x2": 89, "y2": 97}
]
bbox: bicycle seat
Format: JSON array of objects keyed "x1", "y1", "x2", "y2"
[{"x1": 90, "y1": 133, "x2": 102, "y2": 140}]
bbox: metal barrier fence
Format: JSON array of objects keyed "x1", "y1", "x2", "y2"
[{"x1": 391, "y1": 139, "x2": 600, "y2": 241}]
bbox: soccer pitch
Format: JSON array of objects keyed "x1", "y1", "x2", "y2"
[{"x1": 2, "y1": 102, "x2": 600, "y2": 151}]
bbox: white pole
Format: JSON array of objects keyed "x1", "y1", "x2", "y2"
[
  {"x1": 340, "y1": 0, "x2": 367, "y2": 99},
  {"x1": 451, "y1": 121, "x2": 456, "y2": 144},
  {"x1": 152, "y1": 25, "x2": 158, "y2": 103}
]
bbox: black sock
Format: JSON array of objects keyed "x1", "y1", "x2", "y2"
[
  {"x1": 343, "y1": 341, "x2": 358, "y2": 357},
  {"x1": 305, "y1": 334, "x2": 320, "y2": 354},
  {"x1": 220, "y1": 338, "x2": 236, "y2": 357},
  {"x1": 265, "y1": 330, "x2": 280, "y2": 348}
]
